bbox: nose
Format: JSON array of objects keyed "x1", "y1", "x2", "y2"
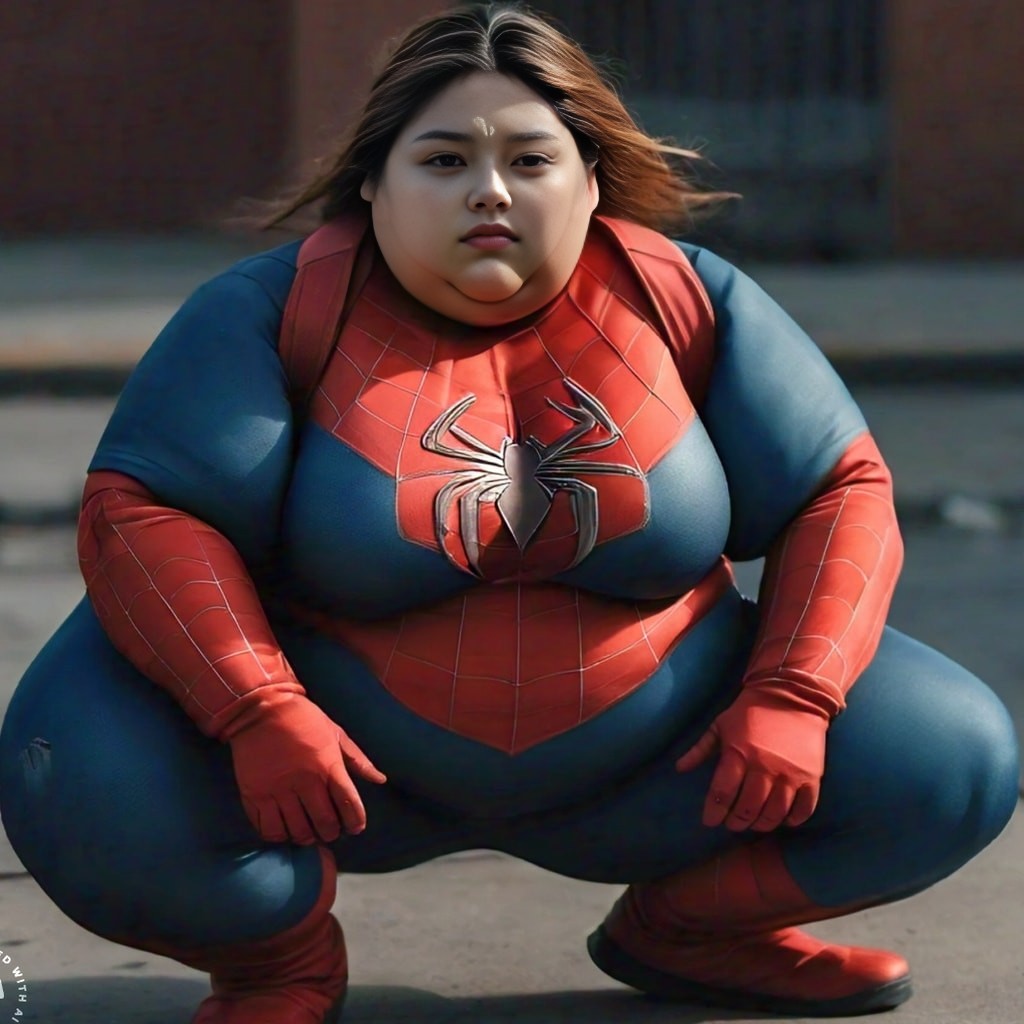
[{"x1": 467, "y1": 165, "x2": 511, "y2": 210}]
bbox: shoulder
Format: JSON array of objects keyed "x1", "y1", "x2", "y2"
[
  {"x1": 196, "y1": 239, "x2": 302, "y2": 312},
  {"x1": 596, "y1": 217, "x2": 709, "y2": 286},
  {"x1": 669, "y1": 242, "x2": 742, "y2": 299}
]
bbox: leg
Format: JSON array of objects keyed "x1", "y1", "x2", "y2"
[
  {"x1": 786, "y1": 627, "x2": 1019, "y2": 905},
  {"x1": 0, "y1": 600, "x2": 343, "y2": 1022},
  {"x1": 503, "y1": 616, "x2": 1018, "y2": 1015},
  {"x1": 599, "y1": 626, "x2": 1018, "y2": 1015}
]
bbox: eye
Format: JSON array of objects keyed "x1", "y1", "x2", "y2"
[
  {"x1": 426, "y1": 153, "x2": 464, "y2": 168},
  {"x1": 514, "y1": 154, "x2": 551, "y2": 168}
]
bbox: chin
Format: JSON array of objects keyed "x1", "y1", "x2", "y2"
[{"x1": 457, "y1": 274, "x2": 524, "y2": 305}]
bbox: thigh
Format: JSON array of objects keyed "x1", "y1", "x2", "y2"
[
  {"x1": 785, "y1": 626, "x2": 1020, "y2": 905},
  {"x1": 495, "y1": 601, "x2": 758, "y2": 883},
  {"x1": 0, "y1": 598, "x2": 324, "y2": 945}
]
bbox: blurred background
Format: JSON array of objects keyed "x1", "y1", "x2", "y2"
[
  {"x1": 0, "y1": 5, "x2": 1022, "y2": 1020},
  {"x1": 1, "y1": 0, "x2": 1022, "y2": 257}
]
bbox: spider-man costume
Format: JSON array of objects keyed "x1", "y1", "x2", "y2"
[{"x1": 0, "y1": 215, "x2": 1017, "y2": 1021}]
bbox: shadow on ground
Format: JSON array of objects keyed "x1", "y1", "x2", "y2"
[{"x1": 21, "y1": 978, "x2": 764, "y2": 1023}]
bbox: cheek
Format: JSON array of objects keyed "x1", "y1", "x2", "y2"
[
  {"x1": 532, "y1": 181, "x2": 594, "y2": 249},
  {"x1": 377, "y1": 192, "x2": 444, "y2": 263}
]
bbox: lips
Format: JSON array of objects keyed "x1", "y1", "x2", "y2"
[{"x1": 461, "y1": 224, "x2": 518, "y2": 241}]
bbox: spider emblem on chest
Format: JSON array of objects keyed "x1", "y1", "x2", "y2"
[{"x1": 417, "y1": 378, "x2": 647, "y2": 574}]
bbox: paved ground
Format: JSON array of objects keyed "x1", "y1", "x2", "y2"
[{"x1": 0, "y1": 238, "x2": 1022, "y2": 1022}]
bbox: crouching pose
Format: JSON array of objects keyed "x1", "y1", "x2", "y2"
[{"x1": 1, "y1": 4, "x2": 1017, "y2": 1022}]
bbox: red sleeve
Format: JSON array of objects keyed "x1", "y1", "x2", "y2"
[
  {"x1": 740, "y1": 431, "x2": 904, "y2": 718},
  {"x1": 77, "y1": 470, "x2": 304, "y2": 740}
]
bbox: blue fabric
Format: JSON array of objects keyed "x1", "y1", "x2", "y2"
[
  {"x1": 0, "y1": 599, "x2": 324, "y2": 946},
  {"x1": 88, "y1": 243, "x2": 300, "y2": 563},
  {"x1": 679, "y1": 243, "x2": 868, "y2": 560},
  {"x1": 0, "y1": 234, "x2": 1016, "y2": 953},
  {"x1": 499, "y1": 624, "x2": 1019, "y2": 901},
  {"x1": 557, "y1": 416, "x2": 730, "y2": 598},
  {"x1": 280, "y1": 423, "x2": 471, "y2": 619},
  {"x1": 277, "y1": 587, "x2": 751, "y2": 817},
  {"x1": 1, "y1": 595, "x2": 1015, "y2": 947}
]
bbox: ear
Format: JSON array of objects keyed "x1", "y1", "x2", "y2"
[
  {"x1": 585, "y1": 162, "x2": 599, "y2": 214},
  {"x1": 359, "y1": 176, "x2": 376, "y2": 202}
]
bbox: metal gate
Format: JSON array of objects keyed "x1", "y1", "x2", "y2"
[{"x1": 534, "y1": 0, "x2": 888, "y2": 257}]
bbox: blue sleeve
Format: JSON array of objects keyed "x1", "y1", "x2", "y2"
[
  {"x1": 678, "y1": 243, "x2": 867, "y2": 561},
  {"x1": 88, "y1": 241, "x2": 301, "y2": 563}
]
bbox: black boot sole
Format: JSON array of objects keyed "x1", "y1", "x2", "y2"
[{"x1": 587, "y1": 925, "x2": 913, "y2": 1017}]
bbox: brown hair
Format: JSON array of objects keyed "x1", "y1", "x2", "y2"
[{"x1": 264, "y1": 2, "x2": 735, "y2": 234}]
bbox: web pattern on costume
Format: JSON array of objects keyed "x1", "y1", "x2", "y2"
[
  {"x1": 307, "y1": 242, "x2": 696, "y2": 581},
  {"x1": 317, "y1": 564, "x2": 733, "y2": 755},
  {"x1": 79, "y1": 479, "x2": 301, "y2": 736},
  {"x1": 742, "y1": 432, "x2": 903, "y2": 715}
]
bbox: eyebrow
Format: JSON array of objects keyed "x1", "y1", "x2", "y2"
[{"x1": 410, "y1": 129, "x2": 562, "y2": 144}]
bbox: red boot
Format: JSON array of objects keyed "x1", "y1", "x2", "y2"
[
  {"x1": 588, "y1": 838, "x2": 911, "y2": 1017},
  {"x1": 141, "y1": 848, "x2": 347, "y2": 1024}
]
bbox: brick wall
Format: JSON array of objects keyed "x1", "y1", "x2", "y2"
[
  {"x1": 5, "y1": 0, "x2": 1022, "y2": 255},
  {"x1": 0, "y1": 1, "x2": 288, "y2": 232},
  {"x1": 888, "y1": 0, "x2": 1024, "y2": 256},
  {"x1": 288, "y1": 0, "x2": 447, "y2": 178}
]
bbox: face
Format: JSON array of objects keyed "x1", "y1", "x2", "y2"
[{"x1": 360, "y1": 71, "x2": 599, "y2": 326}]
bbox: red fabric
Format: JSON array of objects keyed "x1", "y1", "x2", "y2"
[
  {"x1": 676, "y1": 431, "x2": 903, "y2": 828},
  {"x1": 676, "y1": 693, "x2": 828, "y2": 830},
  {"x1": 592, "y1": 216, "x2": 717, "y2": 407},
  {"x1": 78, "y1": 470, "x2": 305, "y2": 739},
  {"x1": 601, "y1": 837, "x2": 910, "y2": 1003},
  {"x1": 296, "y1": 563, "x2": 734, "y2": 755},
  {"x1": 228, "y1": 693, "x2": 386, "y2": 844},
  {"x1": 744, "y1": 430, "x2": 903, "y2": 714},
  {"x1": 152, "y1": 848, "x2": 348, "y2": 1024},
  {"x1": 306, "y1": 218, "x2": 713, "y2": 580},
  {"x1": 286, "y1": 213, "x2": 716, "y2": 416},
  {"x1": 79, "y1": 472, "x2": 386, "y2": 843},
  {"x1": 279, "y1": 210, "x2": 373, "y2": 410}
]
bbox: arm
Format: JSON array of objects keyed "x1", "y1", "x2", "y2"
[
  {"x1": 674, "y1": 246, "x2": 903, "y2": 830},
  {"x1": 80, "y1": 251, "x2": 383, "y2": 844}
]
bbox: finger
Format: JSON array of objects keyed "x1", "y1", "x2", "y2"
[
  {"x1": 785, "y1": 783, "x2": 820, "y2": 827},
  {"x1": 248, "y1": 799, "x2": 288, "y2": 844},
  {"x1": 296, "y1": 785, "x2": 343, "y2": 845},
  {"x1": 703, "y1": 748, "x2": 747, "y2": 828},
  {"x1": 724, "y1": 771, "x2": 773, "y2": 832},
  {"x1": 278, "y1": 794, "x2": 318, "y2": 846},
  {"x1": 338, "y1": 734, "x2": 388, "y2": 784},
  {"x1": 328, "y1": 768, "x2": 369, "y2": 835},
  {"x1": 751, "y1": 781, "x2": 797, "y2": 833},
  {"x1": 675, "y1": 729, "x2": 719, "y2": 772}
]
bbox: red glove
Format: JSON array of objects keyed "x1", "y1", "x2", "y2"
[
  {"x1": 225, "y1": 693, "x2": 387, "y2": 846},
  {"x1": 676, "y1": 689, "x2": 828, "y2": 832}
]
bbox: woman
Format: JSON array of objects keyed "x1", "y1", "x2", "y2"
[{"x1": 0, "y1": 4, "x2": 1018, "y2": 1023}]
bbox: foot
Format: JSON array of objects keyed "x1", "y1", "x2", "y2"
[{"x1": 588, "y1": 923, "x2": 912, "y2": 1017}]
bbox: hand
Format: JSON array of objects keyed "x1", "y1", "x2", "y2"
[
  {"x1": 675, "y1": 689, "x2": 828, "y2": 832},
  {"x1": 228, "y1": 694, "x2": 387, "y2": 845}
]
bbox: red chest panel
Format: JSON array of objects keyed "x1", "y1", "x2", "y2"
[
  {"x1": 308, "y1": 227, "x2": 701, "y2": 581},
  {"x1": 296, "y1": 218, "x2": 724, "y2": 755}
]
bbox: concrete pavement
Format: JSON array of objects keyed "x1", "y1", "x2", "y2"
[
  {"x1": 1, "y1": 237, "x2": 1023, "y2": 1022},
  {"x1": 3, "y1": 816, "x2": 1024, "y2": 1023}
]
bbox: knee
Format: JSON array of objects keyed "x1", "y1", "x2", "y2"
[
  {"x1": 893, "y1": 663, "x2": 1019, "y2": 859},
  {"x1": 945, "y1": 682, "x2": 1019, "y2": 846},
  {"x1": 832, "y1": 631, "x2": 1019, "y2": 855}
]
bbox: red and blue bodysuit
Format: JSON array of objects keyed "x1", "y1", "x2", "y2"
[{"x1": 0, "y1": 216, "x2": 1017, "y2": 1008}]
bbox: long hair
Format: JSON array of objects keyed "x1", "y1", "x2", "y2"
[{"x1": 264, "y1": 2, "x2": 735, "y2": 233}]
